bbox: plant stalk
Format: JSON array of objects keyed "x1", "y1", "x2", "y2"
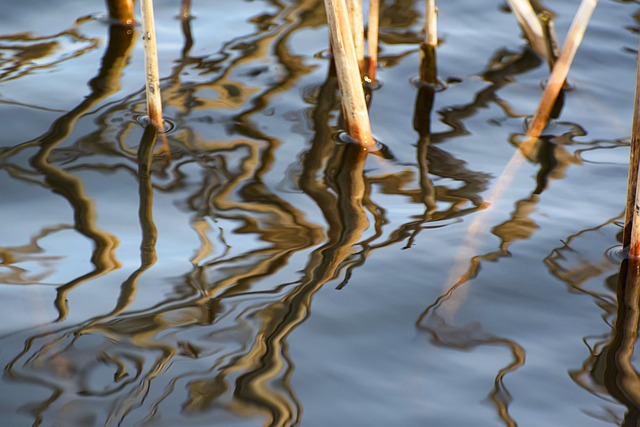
[
  {"x1": 347, "y1": 0, "x2": 365, "y2": 77},
  {"x1": 626, "y1": 37, "x2": 640, "y2": 254},
  {"x1": 106, "y1": 0, "x2": 134, "y2": 25},
  {"x1": 523, "y1": 0, "x2": 597, "y2": 151},
  {"x1": 324, "y1": 0, "x2": 376, "y2": 150},
  {"x1": 506, "y1": 0, "x2": 548, "y2": 60},
  {"x1": 366, "y1": 0, "x2": 380, "y2": 82},
  {"x1": 140, "y1": 0, "x2": 164, "y2": 129}
]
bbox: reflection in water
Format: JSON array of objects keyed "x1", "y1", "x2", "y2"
[
  {"x1": 0, "y1": 1, "x2": 636, "y2": 426},
  {"x1": 417, "y1": 311, "x2": 525, "y2": 427},
  {"x1": 544, "y1": 218, "x2": 640, "y2": 425}
]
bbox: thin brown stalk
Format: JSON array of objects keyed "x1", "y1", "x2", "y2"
[
  {"x1": 106, "y1": 0, "x2": 134, "y2": 25},
  {"x1": 522, "y1": 0, "x2": 597, "y2": 156},
  {"x1": 347, "y1": 0, "x2": 365, "y2": 77},
  {"x1": 366, "y1": 0, "x2": 380, "y2": 82},
  {"x1": 625, "y1": 39, "x2": 640, "y2": 252},
  {"x1": 140, "y1": 0, "x2": 164, "y2": 129},
  {"x1": 506, "y1": 0, "x2": 548, "y2": 60},
  {"x1": 324, "y1": 0, "x2": 376, "y2": 150}
]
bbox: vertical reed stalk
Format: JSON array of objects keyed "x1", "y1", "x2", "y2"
[
  {"x1": 366, "y1": 0, "x2": 380, "y2": 82},
  {"x1": 420, "y1": 0, "x2": 438, "y2": 85},
  {"x1": 506, "y1": 0, "x2": 548, "y2": 60},
  {"x1": 347, "y1": 0, "x2": 365, "y2": 77},
  {"x1": 324, "y1": 0, "x2": 376, "y2": 150},
  {"x1": 626, "y1": 39, "x2": 640, "y2": 254},
  {"x1": 140, "y1": 0, "x2": 164, "y2": 129},
  {"x1": 524, "y1": 0, "x2": 597, "y2": 147},
  {"x1": 106, "y1": 0, "x2": 134, "y2": 25},
  {"x1": 424, "y1": 0, "x2": 437, "y2": 48}
]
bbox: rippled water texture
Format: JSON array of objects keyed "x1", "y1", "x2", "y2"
[{"x1": 1, "y1": 0, "x2": 639, "y2": 425}]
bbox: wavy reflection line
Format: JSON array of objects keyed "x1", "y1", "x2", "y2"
[
  {"x1": 191, "y1": 66, "x2": 370, "y2": 425},
  {"x1": 218, "y1": 143, "x2": 368, "y2": 427},
  {"x1": 603, "y1": 259, "x2": 640, "y2": 425},
  {"x1": 0, "y1": 29, "x2": 99, "y2": 84},
  {"x1": 25, "y1": 25, "x2": 137, "y2": 320},
  {"x1": 417, "y1": 312, "x2": 525, "y2": 427}
]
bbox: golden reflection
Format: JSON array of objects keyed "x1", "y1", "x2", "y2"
[
  {"x1": 1, "y1": 1, "x2": 630, "y2": 426},
  {"x1": 0, "y1": 30, "x2": 99, "y2": 83},
  {"x1": 28, "y1": 25, "x2": 137, "y2": 320}
]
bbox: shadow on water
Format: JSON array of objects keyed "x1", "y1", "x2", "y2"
[{"x1": 1, "y1": 1, "x2": 639, "y2": 426}]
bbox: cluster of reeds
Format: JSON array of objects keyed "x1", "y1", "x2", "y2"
[{"x1": 115, "y1": 0, "x2": 640, "y2": 273}]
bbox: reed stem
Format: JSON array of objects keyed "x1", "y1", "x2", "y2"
[
  {"x1": 506, "y1": 0, "x2": 547, "y2": 60},
  {"x1": 424, "y1": 0, "x2": 437, "y2": 48},
  {"x1": 324, "y1": 0, "x2": 376, "y2": 150},
  {"x1": 106, "y1": 0, "x2": 134, "y2": 25},
  {"x1": 625, "y1": 38, "x2": 640, "y2": 254},
  {"x1": 140, "y1": 0, "x2": 164, "y2": 129},
  {"x1": 366, "y1": 0, "x2": 380, "y2": 82},
  {"x1": 347, "y1": 0, "x2": 365, "y2": 77},
  {"x1": 524, "y1": 0, "x2": 597, "y2": 146}
]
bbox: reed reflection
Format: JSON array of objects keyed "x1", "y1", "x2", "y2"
[
  {"x1": 25, "y1": 24, "x2": 137, "y2": 320},
  {"x1": 1, "y1": 1, "x2": 625, "y2": 426},
  {"x1": 545, "y1": 219, "x2": 640, "y2": 425}
]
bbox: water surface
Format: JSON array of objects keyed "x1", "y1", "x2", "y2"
[{"x1": 1, "y1": 0, "x2": 639, "y2": 426}]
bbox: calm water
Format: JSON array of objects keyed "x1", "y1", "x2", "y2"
[{"x1": 1, "y1": 0, "x2": 639, "y2": 425}]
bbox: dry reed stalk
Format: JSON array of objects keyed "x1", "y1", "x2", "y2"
[
  {"x1": 347, "y1": 0, "x2": 365, "y2": 76},
  {"x1": 522, "y1": 0, "x2": 597, "y2": 157},
  {"x1": 419, "y1": 0, "x2": 438, "y2": 85},
  {"x1": 424, "y1": 0, "x2": 437, "y2": 48},
  {"x1": 440, "y1": 0, "x2": 598, "y2": 319},
  {"x1": 140, "y1": 0, "x2": 164, "y2": 129},
  {"x1": 506, "y1": 0, "x2": 548, "y2": 60},
  {"x1": 366, "y1": 0, "x2": 380, "y2": 82},
  {"x1": 106, "y1": 0, "x2": 134, "y2": 25},
  {"x1": 324, "y1": 0, "x2": 376, "y2": 150},
  {"x1": 626, "y1": 39, "x2": 640, "y2": 255}
]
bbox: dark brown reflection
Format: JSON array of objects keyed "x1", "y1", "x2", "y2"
[
  {"x1": 569, "y1": 258, "x2": 640, "y2": 426},
  {"x1": 543, "y1": 219, "x2": 625, "y2": 424},
  {"x1": 601, "y1": 259, "x2": 640, "y2": 426}
]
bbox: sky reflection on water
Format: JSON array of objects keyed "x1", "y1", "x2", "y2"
[{"x1": 0, "y1": 0, "x2": 639, "y2": 426}]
